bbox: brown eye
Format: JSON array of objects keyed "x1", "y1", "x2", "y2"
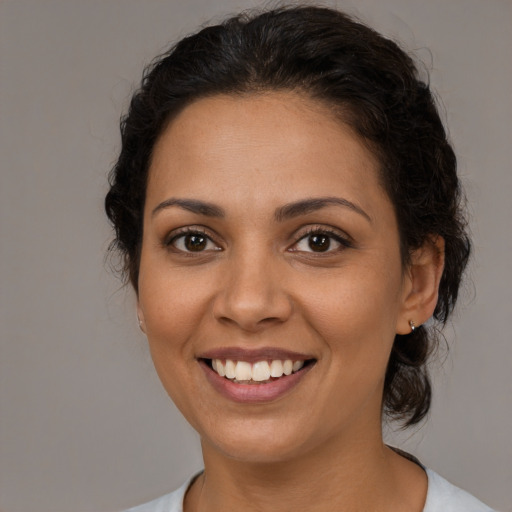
[
  {"x1": 169, "y1": 230, "x2": 219, "y2": 253},
  {"x1": 291, "y1": 229, "x2": 350, "y2": 254},
  {"x1": 308, "y1": 234, "x2": 330, "y2": 252},
  {"x1": 184, "y1": 234, "x2": 207, "y2": 251}
]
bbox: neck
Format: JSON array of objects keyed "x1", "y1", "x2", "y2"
[{"x1": 185, "y1": 429, "x2": 427, "y2": 512}]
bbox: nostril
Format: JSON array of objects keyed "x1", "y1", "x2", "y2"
[{"x1": 216, "y1": 314, "x2": 286, "y2": 333}]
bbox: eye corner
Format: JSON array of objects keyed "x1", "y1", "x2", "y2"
[
  {"x1": 163, "y1": 226, "x2": 223, "y2": 255},
  {"x1": 288, "y1": 225, "x2": 354, "y2": 255}
]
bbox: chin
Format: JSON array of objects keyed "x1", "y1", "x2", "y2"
[
  {"x1": 213, "y1": 440, "x2": 305, "y2": 464},
  {"x1": 201, "y1": 419, "x2": 313, "y2": 464}
]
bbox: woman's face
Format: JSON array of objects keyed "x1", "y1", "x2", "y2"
[{"x1": 137, "y1": 92, "x2": 413, "y2": 462}]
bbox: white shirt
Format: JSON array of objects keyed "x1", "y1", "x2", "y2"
[{"x1": 125, "y1": 469, "x2": 495, "y2": 512}]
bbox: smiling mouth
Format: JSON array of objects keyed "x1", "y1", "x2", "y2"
[{"x1": 203, "y1": 358, "x2": 316, "y2": 384}]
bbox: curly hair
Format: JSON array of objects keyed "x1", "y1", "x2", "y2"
[{"x1": 105, "y1": 6, "x2": 471, "y2": 427}]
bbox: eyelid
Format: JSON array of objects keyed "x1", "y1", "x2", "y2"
[
  {"x1": 163, "y1": 225, "x2": 222, "y2": 252},
  {"x1": 162, "y1": 224, "x2": 352, "y2": 254},
  {"x1": 289, "y1": 225, "x2": 354, "y2": 252}
]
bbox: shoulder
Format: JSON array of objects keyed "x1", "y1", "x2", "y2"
[
  {"x1": 424, "y1": 469, "x2": 495, "y2": 512},
  {"x1": 123, "y1": 478, "x2": 191, "y2": 512}
]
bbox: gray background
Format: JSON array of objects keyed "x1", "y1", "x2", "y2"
[{"x1": 0, "y1": 0, "x2": 510, "y2": 511}]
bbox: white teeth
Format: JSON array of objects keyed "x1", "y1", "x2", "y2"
[
  {"x1": 292, "y1": 360, "x2": 304, "y2": 372},
  {"x1": 235, "y1": 361, "x2": 252, "y2": 380},
  {"x1": 252, "y1": 361, "x2": 271, "y2": 381},
  {"x1": 216, "y1": 359, "x2": 226, "y2": 377},
  {"x1": 211, "y1": 358, "x2": 308, "y2": 381},
  {"x1": 269, "y1": 360, "x2": 284, "y2": 377},
  {"x1": 225, "y1": 359, "x2": 236, "y2": 379}
]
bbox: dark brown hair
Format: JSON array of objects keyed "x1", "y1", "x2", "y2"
[{"x1": 105, "y1": 6, "x2": 471, "y2": 427}]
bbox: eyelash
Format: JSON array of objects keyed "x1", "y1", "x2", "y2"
[
  {"x1": 291, "y1": 226, "x2": 353, "y2": 254},
  {"x1": 164, "y1": 227, "x2": 221, "y2": 254},
  {"x1": 164, "y1": 226, "x2": 353, "y2": 255}
]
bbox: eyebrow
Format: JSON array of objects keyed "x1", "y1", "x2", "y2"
[
  {"x1": 152, "y1": 198, "x2": 225, "y2": 218},
  {"x1": 151, "y1": 196, "x2": 371, "y2": 223},
  {"x1": 275, "y1": 197, "x2": 372, "y2": 223}
]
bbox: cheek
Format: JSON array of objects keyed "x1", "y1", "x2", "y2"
[
  {"x1": 307, "y1": 264, "x2": 401, "y2": 322},
  {"x1": 137, "y1": 264, "x2": 221, "y2": 403},
  {"x1": 139, "y1": 261, "x2": 214, "y2": 338},
  {"x1": 138, "y1": 273, "x2": 206, "y2": 418},
  {"x1": 297, "y1": 260, "x2": 403, "y2": 366}
]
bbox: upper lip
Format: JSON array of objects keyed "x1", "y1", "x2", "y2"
[{"x1": 198, "y1": 347, "x2": 315, "y2": 363}]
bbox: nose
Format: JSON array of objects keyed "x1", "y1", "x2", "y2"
[{"x1": 212, "y1": 249, "x2": 293, "y2": 333}]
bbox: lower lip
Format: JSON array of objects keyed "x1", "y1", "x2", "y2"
[{"x1": 199, "y1": 360, "x2": 314, "y2": 404}]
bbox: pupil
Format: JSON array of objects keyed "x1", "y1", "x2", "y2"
[
  {"x1": 185, "y1": 234, "x2": 207, "y2": 251},
  {"x1": 308, "y1": 234, "x2": 330, "y2": 252}
]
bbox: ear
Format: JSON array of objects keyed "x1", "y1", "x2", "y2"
[
  {"x1": 396, "y1": 236, "x2": 445, "y2": 335},
  {"x1": 136, "y1": 302, "x2": 146, "y2": 334}
]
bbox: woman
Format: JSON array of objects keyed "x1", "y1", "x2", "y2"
[{"x1": 105, "y1": 6, "x2": 494, "y2": 512}]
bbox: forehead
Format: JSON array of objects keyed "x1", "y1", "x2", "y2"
[{"x1": 147, "y1": 92, "x2": 386, "y2": 216}]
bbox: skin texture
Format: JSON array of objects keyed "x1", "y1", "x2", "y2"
[{"x1": 137, "y1": 92, "x2": 444, "y2": 511}]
